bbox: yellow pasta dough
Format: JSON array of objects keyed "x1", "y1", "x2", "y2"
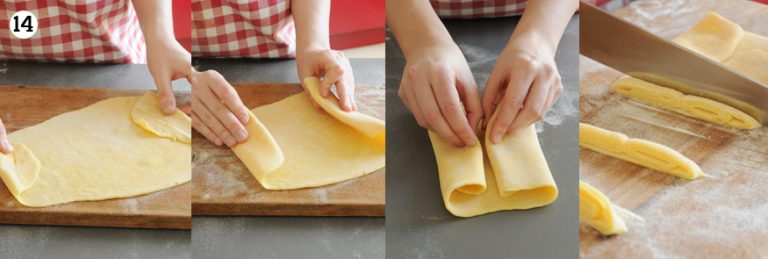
[
  {"x1": 232, "y1": 77, "x2": 385, "y2": 190},
  {"x1": 579, "y1": 181, "x2": 627, "y2": 235},
  {"x1": 428, "y1": 112, "x2": 557, "y2": 217},
  {"x1": 131, "y1": 92, "x2": 192, "y2": 144},
  {"x1": 612, "y1": 76, "x2": 760, "y2": 129},
  {"x1": 231, "y1": 111, "x2": 284, "y2": 177},
  {"x1": 0, "y1": 94, "x2": 191, "y2": 207},
  {"x1": 615, "y1": 13, "x2": 766, "y2": 129},
  {"x1": 672, "y1": 12, "x2": 744, "y2": 62},
  {"x1": 579, "y1": 123, "x2": 702, "y2": 179}
]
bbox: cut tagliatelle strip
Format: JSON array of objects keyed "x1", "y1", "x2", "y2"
[
  {"x1": 231, "y1": 77, "x2": 385, "y2": 190},
  {"x1": 0, "y1": 93, "x2": 191, "y2": 207},
  {"x1": 579, "y1": 123, "x2": 703, "y2": 179},
  {"x1": 579, "y1": 181, "x2": 628, "y2": 235},
  {"x1": 428, "y1": 111, "x2": 557, "y2": 217},
  {"x1": 612, "y1": 76, "x2": 760, "y2": 129}
]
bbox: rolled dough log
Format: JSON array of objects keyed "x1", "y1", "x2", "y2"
[
  {"x1": 579, "y1": 181, "x2": 627, "y2": 235},
  {"x1": 615, "y1": 13, "x2": 766, "y2": 128},
  {"x1": 0, "y1": 93, "x2": 191, "y2": 207},
  {"x1": 232, "y1": 77, "x2": 385, "y2": 190},
  {"x1": 428, "y1": 112, "x2": 557, "y2": 217},
  {"x1": 612, "y1": 76, "x2": 760, "y2": 129},
  {"x1": 579, "y1": 123, "x2": 702, "y2": 179}
]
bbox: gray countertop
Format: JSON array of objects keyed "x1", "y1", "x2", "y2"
[
  {"x1": 385, "y1": 15, "x2": 580, "y2": 258},
  {"x1": 191, "y1": 58, "x2": 386, "y2": 259},
  {"x1": 0, "y1": 62, "x2": 191, "y2": 259}
]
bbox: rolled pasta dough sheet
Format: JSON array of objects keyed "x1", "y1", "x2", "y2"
[
  {"x1": 428, "y1": 112, "x2": 557, "y2": 218},
  {"x1": 232, "y1": 77, "x2": 385, "y2": 190},
  {"x1": 579, "y1": 123, "x2": 702, "y2": 179},
  {"x1": 0, "y1": 94, "x2": 191, "y2": 207},
  {"x1": 612, "y1": 76, "x2": 760, "y2": 129},
  {"x1": 579, "y1": 181, "x2": 627, "y2": 235},
  {"x1": 615, "y1": 13, "x2": 766, "y2": 128}
]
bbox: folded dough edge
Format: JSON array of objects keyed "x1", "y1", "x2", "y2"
[{"x1": 0, "y1": 144, "x2": 41, "y2": 204}]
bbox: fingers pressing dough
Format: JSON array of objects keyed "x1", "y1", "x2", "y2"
[
  {"x1": 612, "y1": 76, "x2": 760, "y2": 129},
  {"x1": 131, "y1": 92, "x2": 193, "y2": 143},
  {"x1": 428, "y1": 110, "x2": 557, "y2": 218},
  {"x1": 303, "y1": 77, "x2": 385, "y2": 142},
  {"x1": 579, "y1": 181, "x2": 628, "y2": 235},
  {"x1": 579, "y1": 123, "x2": 703, "y2": 179}
]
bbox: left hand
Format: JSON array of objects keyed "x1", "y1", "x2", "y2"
[
  {"x1": 296, "y1": 48, "x2": 357, "y2": 112},
  {"x1": 482, "y1": 44, "x2": 563, "y2": 144}
]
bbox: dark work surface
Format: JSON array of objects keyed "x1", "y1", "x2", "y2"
[
  {"x1": 0, "y1": 61, "x2": 190, "y2": 259},
  {"x1": 191, "y1": 58, "x2": 385, "y2": 259},
  {"x1": 385, "y1": 15, "x2": 580, "y2": 258},
  {"x1": 0, "y1": 62, "x2": 190, "y2": 91}
]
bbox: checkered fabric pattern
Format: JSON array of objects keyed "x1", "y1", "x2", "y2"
[
  {"x1": 429, "y1": 0, "x2": 527, "y2": 18},
  {"x1": 0, "y1": 0, "x2": 145, "y2": 63},
  {"x1": 191, "y1": 0, "x2": 296, "y2": 58}
]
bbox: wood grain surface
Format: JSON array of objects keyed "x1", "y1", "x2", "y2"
[
  {"x1": 191, "y1": 83, "x2": 385, "y2": 216},
  {"x1": 0, "y1": 86, "x2": 191, "y2": 229},
  {"x1": 579, "y1": 0, "x2": 768, "y2": 257}
]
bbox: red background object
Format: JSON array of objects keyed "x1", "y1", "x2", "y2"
[
  {"x1": 172, "y1": 0, "x2": 191, "y2": 51},
  {"x1": 329, "y1": 0, "x2": 385, "y2": 50}
]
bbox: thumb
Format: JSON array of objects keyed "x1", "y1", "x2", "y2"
[{"x1": 153, "y1": 70, "x2": 176, "y2": 115}]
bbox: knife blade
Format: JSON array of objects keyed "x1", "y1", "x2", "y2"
[{"x1": 579, "y1": 1, "x2": 768, "y2": 124}]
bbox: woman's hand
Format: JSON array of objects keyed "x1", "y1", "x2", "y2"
[
  {"x1": 146, "y1": 38, "x2": 192, "y2": 115},
  {"x1": 132, "y1": 0, "x2": 193, "y2": 115},
  {"x1": 481, "y1": 0, "x2": 577, "y2": 144},
  {"x1": 190, "y1": 70, "x2": 251, "y2": 147},
  {"x1": 296, "y1": 48, "x2": 357, "y2": 111},
  {"x1": 399, "y1": 44, "x2": 482, "y2": 147},
  {"x1": 482, "y1": 44, "x2": 562, "y2": 144},
  {"x1": 0, "y1": 117, "x2": 12, "y2": 154}
]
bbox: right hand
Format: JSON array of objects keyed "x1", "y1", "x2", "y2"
[
  {"x1": 190, "y1": 70, "x2": 251, "y2": 147},
  {"x1": 398, "y1": 44, "x2": 483, "y2": 147},
  {"x1": 0, "y1": 117, "x2": 12, "y2": 154}
]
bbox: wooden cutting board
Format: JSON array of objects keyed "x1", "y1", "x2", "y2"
[
  {"x1": 580, "y1": 0, "x2": 768, "y2": 257},
  {"x1": 191, "y1": 83, "x2": 385, "y2": 216},
  {"x1": 0, "y1": 86, "x2": 191, "y2": 229}
]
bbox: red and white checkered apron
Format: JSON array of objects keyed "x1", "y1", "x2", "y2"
[
  {"x1": 191, "y1": 0, "x2": 295, "y2": 58},
  {"x1": 430, "y1": 0, "x2": 527, "y2": 19},
  {"x1": 0, "y1": 0, "x2": 145, "y2": 63}
]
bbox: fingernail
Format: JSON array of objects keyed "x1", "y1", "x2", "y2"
[
  {"x1": 236, "y1": 129, "x2": 248, "y2": 142},
  {"x1": 163, "y1": 101, "x2": 175, "y2": 112},
  {"x1": 240, "y1": 112, "x2": 250, "y2": 124},
  {"x1": 343, "y1": 99, "x2": 352, "y2": 111},
  {"x1": 2, "y1": 140, "x2": 13, "y2": 152},
  {"x1": 492, "y1": 133, "x2": 501, "y2": 144}
]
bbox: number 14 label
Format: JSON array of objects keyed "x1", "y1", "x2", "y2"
[{"x1": 10, "y1": 11, "x2": 38, "y2": 39}]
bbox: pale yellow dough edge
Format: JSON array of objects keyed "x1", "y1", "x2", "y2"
[
  {"x1": 579, "y1": 181, "x2": 628, "y2": 235},
  {"x1": 612, "y1": 76, "x2": 760, "y2": 129},
  {"x1": 579, "y1": 123, "x2": 702, "y2": 179}
]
